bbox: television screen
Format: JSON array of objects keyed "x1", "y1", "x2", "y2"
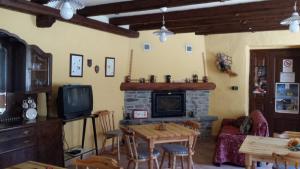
[{"x1": 58, "y1": 85, "x2": 93, "y2": 120}]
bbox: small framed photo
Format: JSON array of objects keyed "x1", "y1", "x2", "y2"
[
  {"x1": 185, "y1": 44, "x2": 193, "y2": 54},
  {"x1": 70, "y1": 54, "x2": 83, "y2": 77},
  {"x1": 105, "y1": 57, "x2": 115, "y2": 77},
  {"x1": 144, "y1": 43, "x2": 151, "y2": 52},
  {"x1": 133, "y1": 110, "x2": 148, "y2": 119}
]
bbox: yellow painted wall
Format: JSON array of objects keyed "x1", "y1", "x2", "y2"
[
  {"x1": 129, "y1": 31, "x2": 207, "y2": 81},
  {"x1": 0, "y1": 8, "x2": 130, "y2": 149},
  {"x1": 3, "y1": 6, "x2": 300, "y2": 145},
  {"x1": 205, "y1": 31, "x2": 300, "y2": 134}
]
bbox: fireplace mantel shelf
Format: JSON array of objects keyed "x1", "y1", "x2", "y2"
[{"x1": 120, "y1": 82, "x2": 216, "y2": 91}]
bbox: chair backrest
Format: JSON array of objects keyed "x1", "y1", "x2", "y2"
[
  {"x1": 95, "y1": 110, "x2": 115, "y2": 134},
  {"x1": 121, "y1": 127, "x2": 139, "y2": 160},
  {"x1": 250, "y1": 110, "x2": 269, "y2": 137},
  {"x1": 272, "y1": 152, "x2": 300, "y2": 169},
  {"x1": 274, "y1": 131, "x2": 300, "y2": 139},
  {"x1": 183, "y1": 120, "x2": 201, "y2": 151},
  {"x1": 74, "y1": 155, "x2": 123, "y2": 169}
]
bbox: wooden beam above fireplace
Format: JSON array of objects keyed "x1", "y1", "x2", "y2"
[{"x1": 120, "y1": 82, "x2": 216, "y2": 91}]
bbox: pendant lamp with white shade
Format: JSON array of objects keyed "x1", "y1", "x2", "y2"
[
  {"x1": 281, "y1": 1, "x2": 300, "y2": 33},
  {"x1": 47, "y1": 0, "x2": 85, "y2": 20},
  {"x1": 153, "y1": 7, "x2": 174, "y2": 43}
]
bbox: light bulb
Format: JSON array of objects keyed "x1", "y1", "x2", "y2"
[
  {"x1": 159, "y1": 32, "x2": 167, "y2": 42},
  {"x1": 60, "y1": 2, "x2": 74, "y2": 20},
  {"x1": 289, "y1": 20, "x2": 300, "y2": 33}
]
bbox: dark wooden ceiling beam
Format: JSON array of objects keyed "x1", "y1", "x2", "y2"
[
  {"x1": 31, "y1": 0, "x2": 56, "y2": 28},
  {"x1": 194, "y1": 25, "x2": 287, "y2": 35},
  {"x1": 79, "y1": 0, "x2": 221, "y2": 16},
  {"x1": 130, "y1": 10, "x2": 291, "y2": 31},
  {"x1": 0, "y1": 0, "x2": 139, "y2": 38},
  {"x1": 110, "y1": 0, "x2": 294, "y2": 26},
  {"x1": 31, "y1": 0, "x2": 49, "y2": 4},
  {"x1": 170, "y1": 22, "x2": 286, "y2": 34}
]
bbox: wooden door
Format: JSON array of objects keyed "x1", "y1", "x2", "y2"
[{"x1": 250, "y1": 49, "x2": 300, "y2": 134}]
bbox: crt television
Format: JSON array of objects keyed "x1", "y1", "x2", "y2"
[{"x1": 57, "y1": 85, "x2": 93, "y2": 120}]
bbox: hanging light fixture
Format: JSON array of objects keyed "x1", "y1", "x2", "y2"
[
  {"x1": 153, "y1": 7, "x2": 174, "y2": 43},
  {"x1": 47, "y1": 0, "x2": 85, "y2": 20},
  {"x1": 281, "y1": 1, "x2": 300, "y2": 33}
]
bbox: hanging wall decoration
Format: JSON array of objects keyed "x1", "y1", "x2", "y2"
[
  {"x1": 105, "y1": 57, "x2": 115, "y2": 77},
  {"x1": 70, "y1": 54, "x2": 83, "y2": 77},
  {"x1": 94, "y1": 65, "x2": 99, "y2": 73},
  {"x1": 215, "y1": 53, "x2": 237, "y2": 77}
]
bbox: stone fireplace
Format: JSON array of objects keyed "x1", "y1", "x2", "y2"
[
  {"x1": 151, "y1": 91, "x2": 186, "y2": 118},
  {"x1": 124, "y1": 90, "x2": 209, "y2": 119},
  {"x1": 120, "y1": 82, "x2": 218, "y2": 137}
]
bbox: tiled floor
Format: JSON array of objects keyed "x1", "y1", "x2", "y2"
[{"x1": 104, "y1": 137, "x2": 274, "y2": 169}]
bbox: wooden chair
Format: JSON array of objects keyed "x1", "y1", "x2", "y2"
[
  {"x1": 74, "y1": 155, "x2": 123, "y2": 169},
  {"x1": 121, "y1": 127, "x2": 160, "y2": 169},
  {"x1": 160, "y1": 121, "x2": 201, "y2": 169},
  {"x1": 274, "y1": 131, "x2": 300, "y2": 139},
  {"x1": 272, "y1": 152, "x2": 300, "y2": 169},
  {"x1": 95, "y1": 110, "x2": 122, "y2": 162}
]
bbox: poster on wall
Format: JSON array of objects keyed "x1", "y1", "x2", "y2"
[
  {"x1": 282, "y1": 59, "x2": 293, "y2": 72},
  {"x1": 275, "y1": 83, "x2": 299, "y2": 114}
]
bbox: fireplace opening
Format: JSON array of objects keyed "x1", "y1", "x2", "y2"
[{"x1": 151, "y1": 91, "x2": 186, "y2": 118}]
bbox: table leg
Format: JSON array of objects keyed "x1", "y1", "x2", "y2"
[
  {"x1": 188, "y1": 136, "x2": 193, "y2": 169},
  {"x1": 148, "y1": 140, "x2": 154, "y2": 169},
  {"x1": 252, "y1": 161, "x2": 257, "y2": 169},
  {"x1": 245, "y1": 154, "x2": 252, "y2": 169}
]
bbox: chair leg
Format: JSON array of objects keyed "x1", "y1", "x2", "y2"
[
  {"x1": 191, "y1": 158, "x2": 194, "y2": 169},
  {"x1": 134, "y1": 162, "x2": 139, "y2": 169},
  {"x1": 172, "y1": 155, "x2": 177, "y2": 169},
  {"x1": 112, "y1": 137, "x2": 115, "y2": 152},
  {"x1": 155, "y1": 158, "x2": 159, "y2": 169},
  {"x1": 160, "y1": 151, "x2": 166, "y2": 169},
  {"x1": 117, "y1": 136, "x2": 120, "y2": 162},
  {"x1": 127, "y1": 160, "x2": 132, "y2": 169},
  {"x1": 101, "y1": 137, "x2": 107, "y2": 154},
  {"x1": 180, "y1": 156, "x2": 184, "y2": 169},
  {"x1": 168, "y1": 153, "x2": 171, "y2": 168}
]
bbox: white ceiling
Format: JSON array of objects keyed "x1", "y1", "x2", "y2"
[
  {"x1": 83, "y1": 0, "x2": 132, "y2": 7},
  {"x1": 86, "y1": 0, "x2": 267, "y2": 24}
]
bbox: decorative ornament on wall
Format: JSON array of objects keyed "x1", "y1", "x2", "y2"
[
  {"x1": 87, "y1": 59, "x2": 92, "y2": 67},
  {"x1": 216, "y1": 53, "x2": 238, "y2": 77},
  {"x1": 94, "y1": 65, "x2": 99, "y2": 74}
]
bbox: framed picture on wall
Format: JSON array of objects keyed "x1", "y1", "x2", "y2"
[
  {"x1": 275, "y1": 83, "x2": 299, "y2": 114},
  {"x1": 105, "y1": 57, "x2": 115, "y2": 77},
  {"x1": 70, "y1": 54, "x2": 83, "y2": 77}
]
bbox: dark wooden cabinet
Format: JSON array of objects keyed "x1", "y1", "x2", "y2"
[
  {"x1": 26, "y1": 45, "x2": 52, "y2": 93},
  {"x1": 0, "y1": 29, "x2": 52, "y2": 122},
  {"x1": 250, "y1": 49, "x2": 300, "y2": 134},
  {"x1": 0, "y1": 118, "x2": 64, "y2": 168}
]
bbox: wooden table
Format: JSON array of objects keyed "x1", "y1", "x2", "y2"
[
  {"x1": 6, "y1": 161, "x2": 66, "y2": 169},
  {"x1": 239, "y1": 135, "x2": 299, "y2": 169},
  {"x1": 129, "y1": 123, "x2": 199, "y2": 169}
]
